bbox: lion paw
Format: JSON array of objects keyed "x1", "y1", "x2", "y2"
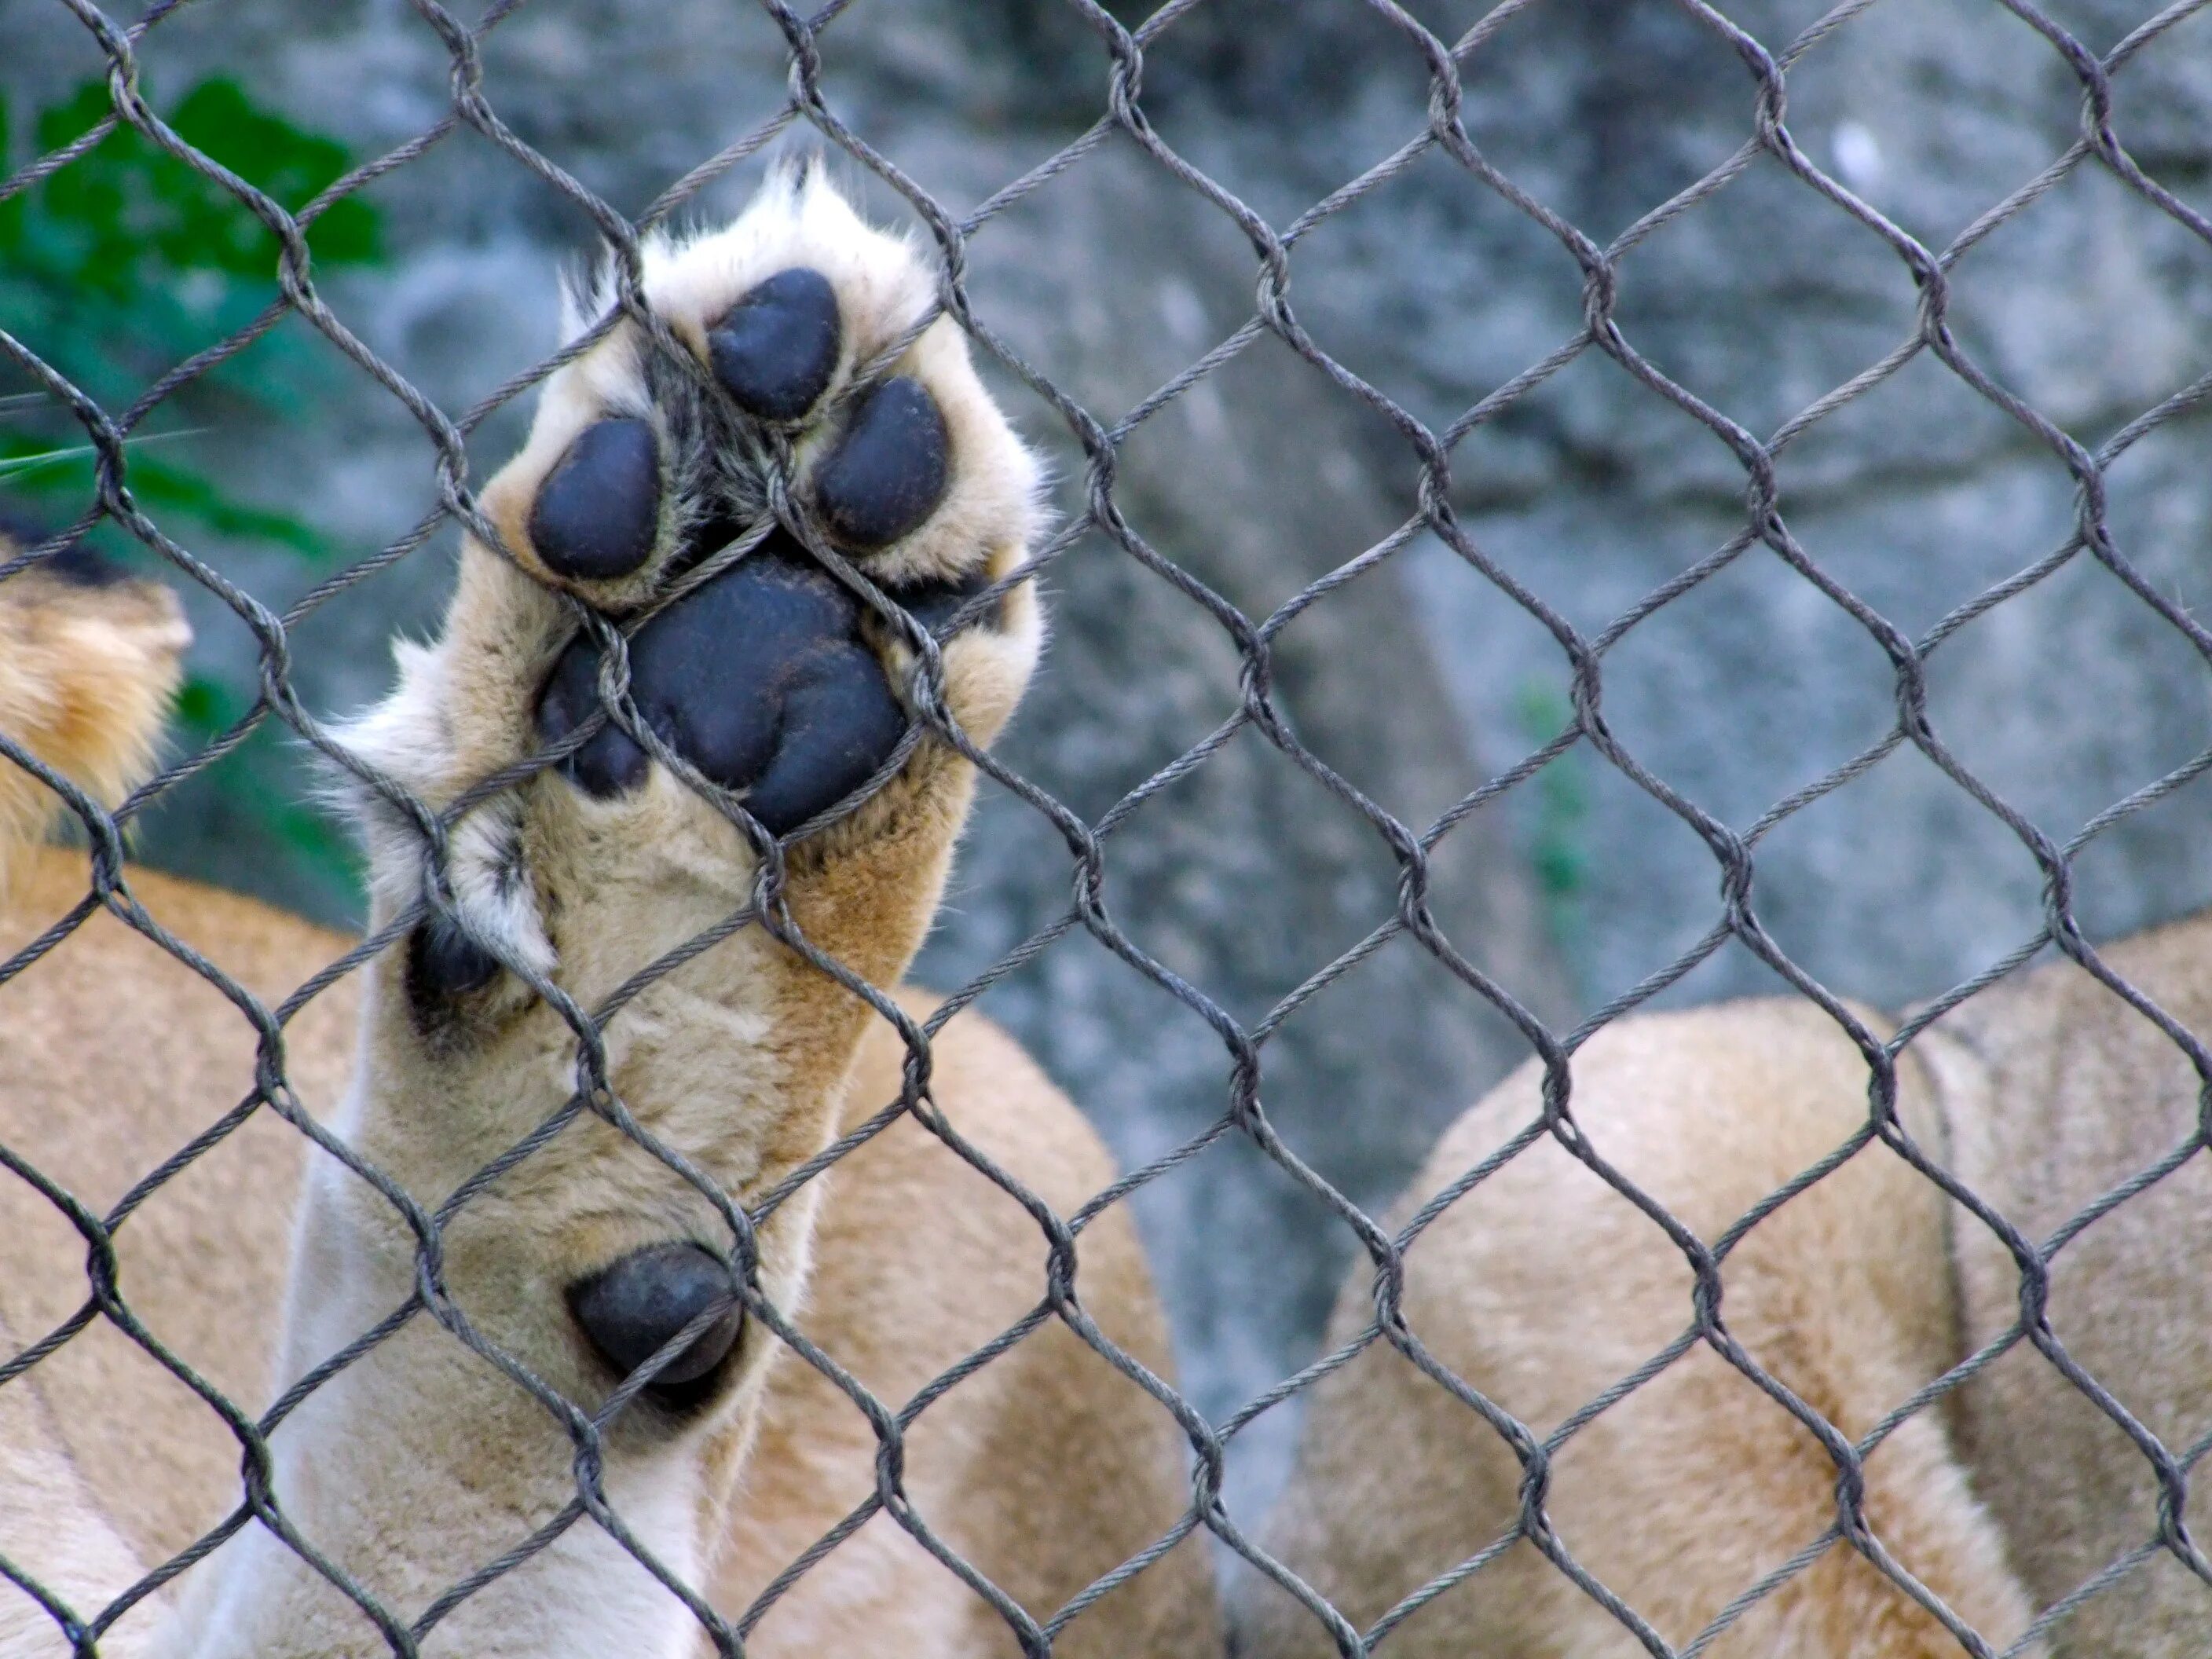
[{"x1": 342, "y1": 167, "x2": 1042, "y2": 1024}]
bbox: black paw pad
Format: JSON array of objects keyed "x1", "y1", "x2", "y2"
[
  {"x1": 404, "y1": 911, "x2": 502, "y2": 1032},
  {"x1": 815, "y1": 377, "x2": 950, "y2": 551},
  {"x1": 899, "y1": 564, "x2": 1001, "y2": 634},
  {"x1": 568, "y1": 1243, "x2": 743, "y2": 1396},
  {"x1": 535, "y1": 537, "x2": 910, "y2": 834},
  {"x1": 708, "y1": 268, "x2": 842, "y2": 422},
  {"x1": 529, "y1": 417, "x2": 661, "y2": 581},
  {"x1": 537, "y1": 646, "x2": 650, "y2": 800}
]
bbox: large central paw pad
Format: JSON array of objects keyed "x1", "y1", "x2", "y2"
[
  {"x1": 537, "y1": 538, "x2": 938, "y2": 833},
  {"x1": 494, "y1": 173, "x2": 1040, "y2": 839}
]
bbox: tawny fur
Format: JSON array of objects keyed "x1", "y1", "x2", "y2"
[
  {"x1": 1254, "y1": 980, "x2": 2212, "y2": 1656},
  {"x1": 0, "y1": 544, "x2": 188, "y2": 893},
  {"x1": 0, "y1": 174, "x2": 1215, "y2": 1659}
]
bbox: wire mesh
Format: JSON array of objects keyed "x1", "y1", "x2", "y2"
[{"x1": 3, "y1": 0, "x2": 2212, "y2": 1655}]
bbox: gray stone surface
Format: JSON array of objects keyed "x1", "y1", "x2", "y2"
[{"x1": 18, "y1": 0, "x2": 2212, "y2": 1583}]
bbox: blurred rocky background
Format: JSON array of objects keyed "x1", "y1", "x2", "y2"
[{"x1": 9, "y1": 0, "x2": 2212, "y2": 1534}]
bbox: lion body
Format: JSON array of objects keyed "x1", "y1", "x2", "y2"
[{"x1": 1254, "y1": 951, "x2": 2212, "y2": 1655}]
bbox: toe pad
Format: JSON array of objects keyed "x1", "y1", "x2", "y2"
[
  {"x1": 529, "y1": 418, "x2": 662, "y2": 582},
  {"x1": 709, "y1": 268, "x2": 843, "y2": 423},
  {"x1": 404, "y1": 913, "x2": 502, "y2": 1033},
  {"x1": 815, "y1": 377, "x2": 950, "y2": 551}
]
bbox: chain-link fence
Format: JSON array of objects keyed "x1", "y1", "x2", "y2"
[{"x1": 5, "y1": 0, "x2": 2212, "y2": 1654}]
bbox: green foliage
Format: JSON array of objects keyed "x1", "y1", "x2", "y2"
[
  {"x1": 0, "y1": 73, "x2": 379, "y2": 536},
  {"x1": 1512, "y1": 679, "x2": 1591, "y2": 952},
  {"x1": 1, "y1": 77, "x2": 379, "y2": 405},
  {"x1": 2, "y1": 75, "x2": 387, "y2": 917}
]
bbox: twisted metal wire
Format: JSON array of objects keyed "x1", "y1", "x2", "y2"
[{"x1": 1, "y1": 0, "x2": 2210, "y2": 1654}]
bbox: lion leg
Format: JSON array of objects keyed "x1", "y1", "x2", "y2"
[{"x1": 159, "y1": 168, "x2": 1041, "y2": 1659}]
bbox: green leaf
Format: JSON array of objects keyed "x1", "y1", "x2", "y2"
[
  {"x1": 0, "y1": 436, "x2": 330, "y2": 558},
  {"x1": 0, "y1": 91, "x2": 19, "y2": 258},
  {"x1": 167, "y1": 79, "x2": 382, "y2": 270},
  {"x1": 31, "y1": 81, "x2": 115, "y2": 154},
  {"x1": 0, "y1": 431, "x2": 97, "y2": 496},
  {"x1": 9, "y1": 75, "x2": 379, "y2": 918},
  {"x1": 174, "y1": 674, "x2": 242, "y2": 736},
  {"x1": 16, "y1": 74, "x2": 382, "y2": 302}
]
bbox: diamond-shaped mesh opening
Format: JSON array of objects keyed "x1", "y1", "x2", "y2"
[{"x1": 6, "y1": 1, "x2": 2212, "y2": 1655}]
